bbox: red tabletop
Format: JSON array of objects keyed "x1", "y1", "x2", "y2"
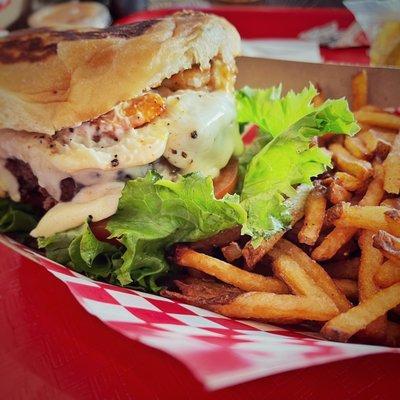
[{"x1": 1, "y1": 246, "x2": 399, "y2": 399}]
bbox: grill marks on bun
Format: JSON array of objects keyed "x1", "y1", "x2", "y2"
[{"x1": 0, "y1": 20, "x2": 160, "y2": 64}]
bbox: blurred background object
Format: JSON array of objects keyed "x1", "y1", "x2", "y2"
[
  {"x1": 344, "y1": 0, "x2": 400, "y2": 67},
  {"x1": 0, "y1": 0, "x2": 31, "y2": 29},
  {"x1": 241, "y1": 37, "x2": 322, "y2": 62},
  {"x1": 370, "y1": 21, "x2": 400, "y2": 67},
  {"x1": 111, "y1": 0, "x2": 147, "y2": 19},
  {"x1": 28, "y1": 1, "x2": 111, "y2": 28}
]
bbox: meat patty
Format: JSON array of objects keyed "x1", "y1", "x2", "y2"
[
  {"x1": 59, "y1": 177, "x2": 81, "y2": 202},
  {"x1": 5, "y1": 158, "x2": 80, "y2": 210}
]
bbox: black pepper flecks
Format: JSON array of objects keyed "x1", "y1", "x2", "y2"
[
  {"x1": 181, "y1": 151, "x2": 187, "y2": 158},
  {"x1": 111, "y1": 155, "x2": 119, "y2": 167},
  {"x1": 190, "y1": 131, "x2": 198, "y2": 139}
]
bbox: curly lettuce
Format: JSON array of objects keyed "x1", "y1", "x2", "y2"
[
  {"x1": 236, "y1": 84, "x2": 318, "y2": 137},
  {"x1": 237, "y1": 85, "x2": 359, "y2": 242},
  {"x1": 38, "y1": 222, "x2": 119, "y2": 280},
  {"x1": 0, "y1": 198, "x2": 39, "y2": 243},
  {"x1": 106, "y1": 172, "x2": 247, "y2": 289}
]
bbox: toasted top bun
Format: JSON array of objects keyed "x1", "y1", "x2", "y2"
[{"x1": 0, "y1": 11, "x2": 240, "y2": 135}]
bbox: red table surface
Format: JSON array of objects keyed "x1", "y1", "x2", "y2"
[
  {"x1": 117, "y1": 6, "x2": 370, "y2": 65},
  {"x1": 1, "y1": 244, "x2": 400, "y2": 399}
]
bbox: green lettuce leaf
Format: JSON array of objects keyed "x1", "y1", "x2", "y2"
[
  {"x1": 37, "y1": 225, "x2": 82, "y2": 265},
  {"x1": 0, "y1": 198, "x2": 39, "y2": 234},
  {"x1": 236, "y1": 84, "x2": 318, "y2": 137},
  {"x1": 38, "y1": 223, "x2": 118, "y2": 280},
  {"x1": 107, "y1": 172, "x2": 247, "y2": 289},
  {"x1": 238, "y1": 91, "x2": 359, "y2": 242}
]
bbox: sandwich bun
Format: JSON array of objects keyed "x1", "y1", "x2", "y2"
[{"x1": 0, "y1": 11, "x2": 240, "y2": 135}]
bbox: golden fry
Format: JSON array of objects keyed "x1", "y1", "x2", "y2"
[
  {"x1": 344, "y1": 136, "x2": 369, "y2": 159},
  {"x1": 321, "y1": 283, "x2": 400, "y2": 343},
  {"x1": 214, "y1": 292, "x2": 338, "y2": 323},
  {"x1": 298, "y1": 185, "x2": 327, "y2": 246},
  {"x1": 214, "y1": 254, "x2": 339, "y2": 322},
  {"x1": 351, "y1": 70, "x2": 368, "y2": 111},
  {"x1": 329, "y1": 143, "x2": 373, "y2": 180},
  {"x1": 311, "y1": 227, "x2": 357, "y2": 261},
  {"x1": 358, "y1": 162, "x2": 385, "y2": 207},
  {"x1": 358, "y1": 129, "x2": 395, "y2": 159},
  {"x1": 174, "y1": 247, "x2": 289, "y2": 294},
  {"x1": 273, "y1": 254, "x2": 333, "y2": 301},
  {"x1": 358, "y1": 230, "x2": 387, "y2": 341},
  {"x1": 334, "y1": 172, "x2": 363, "y2": 192},
  {"x1": 354, "y1": 110, "x2": 400, "y2": 130},
  {"x1": 332, "y1": 204, "x2": 400, "y2": 236},
  {"x1": 312, "y1": 167, "x2": 385, "y2": 261},
  {"x1": 383, "y1": 133, "x2": 400, "y2": 194},
  {"x1": 374, "y1": 259, "x2": 400, "y2": 288},
  {"x1": 271, "y1": 240, "x2": 351, "y2": 312},
  {"x1": 328, "y1": 182, "x2": 352, "y2": 205},
  {"x1": 373, "y1": 230, "x2": 400, "y2": 261}
]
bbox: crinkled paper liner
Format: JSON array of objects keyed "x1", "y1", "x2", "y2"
[{"x1": 1, "y1": 235, "x2": 397, "y2": 390}]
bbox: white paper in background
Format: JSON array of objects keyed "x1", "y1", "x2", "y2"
[
  {"x1": 241, "y1": 39, "x2": 322, "y2": 63},
  {"x1": 299, "y1": 21, "x2": 368, "y2": 48},
  {"x1": 344, "y1": 0, "x2": 400, "y2": 42}
]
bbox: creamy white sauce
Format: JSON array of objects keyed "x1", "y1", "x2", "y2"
[
  {"x1": 31, "y1": 182, "x2": 124, "y2": 238},
  {"x1": 1, "y1": 90, "x2": 243, "y2": 237},
  {"x1": 0, "y1": 90, "x2": 241, "y2": 201}
]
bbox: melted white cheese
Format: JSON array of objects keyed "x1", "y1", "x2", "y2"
[
  {"x1": 30, "y1": 182, "x2": 124, "y2": 238},
  {"x1": 163, "y1": 91, "x2": 243, "y2": 177},
  {"x1": 1, "y1": 90, "x2": 243, "y2": 237}
]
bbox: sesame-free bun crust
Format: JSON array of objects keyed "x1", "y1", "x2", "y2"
[{"x1": 0, "y1": 11, "x2": 240, "y2": 135}]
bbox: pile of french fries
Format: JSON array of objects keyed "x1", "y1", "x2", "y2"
[{"x1": 164, "y1": 71, "x2": 400, "y2": 347}]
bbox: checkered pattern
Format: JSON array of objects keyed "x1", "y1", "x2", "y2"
[{"x1": 1, "y1": 235, "x2": 397, "y2": 390}]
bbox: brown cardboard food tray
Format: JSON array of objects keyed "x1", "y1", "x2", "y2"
[{"x1": 237, "y1": 57, "x2": 400, "y2": 107}]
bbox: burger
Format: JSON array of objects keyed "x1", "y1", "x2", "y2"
[
  {"x1": 0, "y1": 11, "x2": 242, "y2": 239},
  {"x1": 0, "y1": 11, "x2": 358, "y2": 292}
]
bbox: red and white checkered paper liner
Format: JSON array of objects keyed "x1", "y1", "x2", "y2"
[{"x1": 1, "y1": 235, "x2": 398, "y2": 390}]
